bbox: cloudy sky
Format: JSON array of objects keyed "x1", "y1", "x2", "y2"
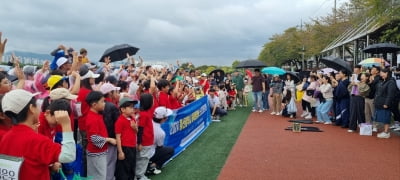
[{"x1": 0, "y1": 0, "x2": 346, "y2": 66}]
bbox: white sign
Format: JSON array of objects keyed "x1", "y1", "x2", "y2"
[{"x1": 0, "y1": 154, "x2": 23, "y2": 180}]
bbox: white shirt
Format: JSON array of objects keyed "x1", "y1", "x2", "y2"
[
  {"x1": 152, "y1": 122, "x2": 165, "y2": 147},
  {"x1": 208, "y1": 95, "x2": 220, "y2": 108}
]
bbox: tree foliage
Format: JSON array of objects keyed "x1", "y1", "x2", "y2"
[{"x1": 258, "y1": 0, "x2": 399, "y2": 66}]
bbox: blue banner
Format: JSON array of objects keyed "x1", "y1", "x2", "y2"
[{"x1": 161, "y1": 95, "x2": 211, "y2": 159}]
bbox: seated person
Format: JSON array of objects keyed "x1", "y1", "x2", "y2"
[
  {"x1": 147, "y1": 107, "x2": 175, "y2": 175},
  {"x1": 208, "y1": 89, "x2": 227, "y2": 119}
]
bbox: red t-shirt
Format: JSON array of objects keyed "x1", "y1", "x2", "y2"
[
  {"x1": 169, "y1": 95, "x2": 182, "y2": 109},
  {"x1": 200, "y1": 79, "x2": 210, "y2": 94},
  {"x1": 0, "y1": 124, "x2": 61, "y2": 180},
  {"x1": 115, "y1": 115, "x2": 137, "y2": 147},
  {"x1": 158, "y1": 91, "x2": 170, "y2": 108},
  {"x1": 228, "y1": 89, "x2": 236, "y2": 97},
  {"x1": 138, "y1": 110, "x2": 154, "y2": 146},
  {"x1": 151, "y1": 92, "x2": 158, "y2": 113},
  {"x1": 0, "y1": 119, "x2": 12, "y2": 140},
  {"x1": 77, "y1": 87, "x2": 92, "y2": 131},
  {"x1": 38, "y1": 112, "x2": 56, "y2": 140},
  {"x1": 86, "y1": 110, "x2": 108, "y2": 153}
]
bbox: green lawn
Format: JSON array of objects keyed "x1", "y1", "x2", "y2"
[{"x1": 151, "y1": 105, "x2": 252, "y2": 180}]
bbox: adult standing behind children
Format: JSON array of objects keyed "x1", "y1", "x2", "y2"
[{"x1": 100, "y1": 83, "x2": 121, "y2": 180}]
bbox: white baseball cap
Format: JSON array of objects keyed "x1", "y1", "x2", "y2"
[
  {"x1": 154, "y1": 106, "x2": 173, "y2": 119},
  {"x1": 50, "y1": 88, "x2": 77, "y2": 100},
  {"x1": 2, "y1": 89, "x2": 39, "y2": 114},
  {"x1": 56, "y1": 57, "x2": 69, "y2": 68},
  {"x1": 100, "y1": 82, "x2": 121, "y2": 95},
  {"x1": 81, "y1": 70, "x2": 100, "y2": 80}
]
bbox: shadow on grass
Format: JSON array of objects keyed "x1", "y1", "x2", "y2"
[{"x1": 151, "y1": 105, "x2": 252, "y2": 180}]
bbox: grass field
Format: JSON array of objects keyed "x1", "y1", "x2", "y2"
[{"x1": 151, "y1": 105, "x2": 252, "y2": 180}]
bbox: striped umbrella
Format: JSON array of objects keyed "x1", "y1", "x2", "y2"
[{"x1": 358, "y1": 58, "x2": 389, "y2": 67}]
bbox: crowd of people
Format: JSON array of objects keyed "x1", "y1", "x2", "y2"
[
  {"x1": 248, "y1": 65, "x2": 400, "y2": 138},
  {"x1": 0, "y1": 43, "x2": 399, "y2": 180},
  {"x1": 0, "y1": 45, "x2": 226, "y2": 180}
]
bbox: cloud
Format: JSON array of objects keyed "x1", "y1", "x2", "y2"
[{"x1": 0, "y1": 0, "x2": 346, "y2": 66}]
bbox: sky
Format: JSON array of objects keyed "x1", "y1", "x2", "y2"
[{"x1": 0, "y1": 0, "x2": 347, "y2": 66}]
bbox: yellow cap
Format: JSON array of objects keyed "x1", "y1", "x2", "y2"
[{"x1": 47, "y1": 75, "x2": 66, "y2": 90}]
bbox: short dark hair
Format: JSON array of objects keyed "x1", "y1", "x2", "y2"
[
  {"x1": 140, "y1": 93, "x2": 153, "y2": 111},
  {"x1": 254, "y1": 69, "x2": 260, "y2": 72},
  {"x1": 354, "y1": 65, "x2": 362, "y2": 69},
  {"x1": 145, "y1": 66, "x2": 152, "y2": 71},
  {"x1": 117, "y1": 80, "x2": 128, "y2": 92},
  {"x1": 157, "y1": 79, "x2": 170, "y2": 90},
  {"x1": 338, "y1": 69, "x2": 348, "y2": 77},
  {"x1": 86, "y1": 91, "x2": 104, "y2": 107},
  {"x1": 372, "y1": 66, "x2": 381, "y2": 72},
  {"x1": 4, "y1": 97, "x2": 36, "y2": 124},
  {"x1": 105, "y1": 75, "x2": 118, "y2": 85},
  {"x1": 49, "y1": 99, "x2": 72, "y2": 115},
  {"x1": 143, "y1": 80, "x2": 151, "y2": 90},
  {"x1": 95, "y1": 72, "x2": 105, "y2": 84},
  {"x1": 209, "y1": 88, "x2": 216, "y2": 92}
]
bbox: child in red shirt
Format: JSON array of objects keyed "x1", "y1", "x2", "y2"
[
  {"x1": 0, "y1": 89, "x2": 75, "y2": 180},
  {"x1": 115, "y1": 97, "x2": 139, "y2": 180},
  {"x1": 85, "y1": 91, "x2": 116, "y2": 180},
  {"x1": 136, "y1": 93, "x2": 154, "y2": 180}
]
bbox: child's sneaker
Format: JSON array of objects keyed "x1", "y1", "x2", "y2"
[
  {"x1": 300, "y1": 111, "x2": 308, "y2": 117},
  {"x1": 305, "y1": 114, "x2": 312, "y2": 119}
]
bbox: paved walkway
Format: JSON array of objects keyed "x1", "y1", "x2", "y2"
[{"x1": 218, "y1": 108, "x2": 400, "y2": 180}]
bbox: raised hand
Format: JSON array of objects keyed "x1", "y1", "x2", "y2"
[
  {"x1": 0, "y1": 32, "x2": 7, "y2": 62},
  {"x1": 54, "y1": 110, "x2": 71, "y2": 127},
  {"x1": 42, "y1": 60, "x2": 50, "y2": 72}
]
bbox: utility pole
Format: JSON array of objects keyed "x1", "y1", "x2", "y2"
[
  {"x1": 301, "y1": 19, "x2": 305, "y2": 71},
  {"x1": 334, "y1": 0, "x2": 337, "y2": 24}
]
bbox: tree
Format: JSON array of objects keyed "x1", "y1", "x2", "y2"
[{"x1": 231, "y1": 60, "x2": 240, "y2": 69}]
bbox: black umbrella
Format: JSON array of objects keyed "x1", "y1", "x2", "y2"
[
  {"x1": 284, "y1": 71, "x2": 300, "y2": 84},
  {"x1": 363, "y1": 43, "x2": 400, "y2": 54},
  {"x1": 209, "y1": 69, "x2": 225, "y2": 84},
  {"x1": 320, "y1": 56, "x2": 352, "y2": 74},
  {"x1": 235, "y1": 59, "x2": 267, "y2": 68},
  {"x1": 99, "y1": 44, "x2": 139, "y2": 62}
]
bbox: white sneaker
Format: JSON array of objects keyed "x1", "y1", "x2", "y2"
[
  {"x1": 324, "y1": 122, "x2": 332, "y2": 125},
  {"x1": 270, "y1": 112, "x2": 276, "y2": 115},
  {"x1": 377, "y1": 132, "x2": 390, "y2": 138},
  {"x1": 301, "y1": 111, "x2": 308, "y2": 117},
  {"x1": 258, "y1": 109, "x2": 263, "y2": 113},
  {"x1": 347, "y1": 130, "x2": 355, "y2": 133},
  {"x1": 393, "y1": 127, "x2": 400, "y2": 131},
  {"x1": 304, "y1": 114, "x2": 312, "y2": 119},
  {"x1": 276, "y1": 112, "x2": 281, "y2": 115},
  {"x1": 252, "y1": 109, "x2": 256, "y2": 112},
  {"x1": 372, "y1": 127, "x2": 378, "y2": 132}
]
